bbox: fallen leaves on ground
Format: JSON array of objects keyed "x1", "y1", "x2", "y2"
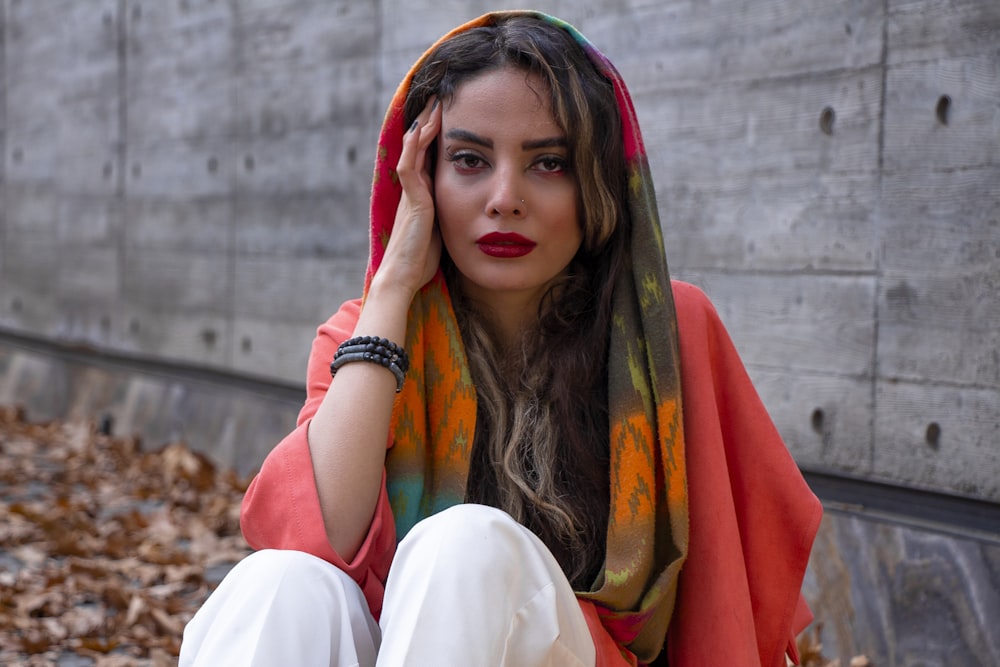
[
  {"x1": 0, "y1": 406, "x2": 253, "y2": 666},
  {"x1": 796, "y1": 623, "x2": 872, "y2": 667}
]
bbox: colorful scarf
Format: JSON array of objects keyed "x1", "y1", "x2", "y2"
[{"x1": 364, "y1": 12, "x2": 688, "y2": 662}]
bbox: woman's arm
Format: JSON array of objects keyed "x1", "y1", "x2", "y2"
[
  {"x1": 239, "y1": 300, "x2": 396, "y2": 619},
  {"x1": 306, "y1": 98, "x2": 442, "y2": 560}
]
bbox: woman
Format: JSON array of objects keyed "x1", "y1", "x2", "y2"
[{"x1": 181, "y1": 11, "x2": 821, "y2": 667}]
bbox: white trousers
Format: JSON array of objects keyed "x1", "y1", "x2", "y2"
[{"x1": 179, "y1": 504, "x2": 596, "y2": 667}]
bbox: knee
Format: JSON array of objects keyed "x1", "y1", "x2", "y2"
[
  {"x1": 405, "y1": 504, "x2": 517, "y2": 545},
  {"x1": 225, "y1": 549, "x2": 363, "y2": 609},
  {"x1": 183, "y1": 550, "x2": 379, "y2": 666},
  {"x1": 397, "y1": 504, "x2": 546, "y2": 576},
  {"x1": 230, "y1": 548, "x2": 332, "y2": 581}
]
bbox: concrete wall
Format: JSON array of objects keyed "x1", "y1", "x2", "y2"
[
  {"x1": 1, "y1": 1, "x2": 998, "y2": 499},
  {"x1": 1, "y1": 0, "x2": 376, "y2": 387},
  {"x1": 2, "y1": 2, "x2": 999, "y2": 663}
]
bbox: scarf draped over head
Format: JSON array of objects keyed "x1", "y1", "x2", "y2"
[{"x1": 365, "y1": 11, "x2": 688, "y2": 662}]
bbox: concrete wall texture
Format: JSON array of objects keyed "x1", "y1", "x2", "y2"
[
  {"x1": 2, "y1": 1, "x2": 999, "y2": 663},
  {"x1": 0, "y1": 0, "x2": 1000, "y2": 490},
  {"x1": 0, "y1": 2, "x2": 998, "y2": 495}
]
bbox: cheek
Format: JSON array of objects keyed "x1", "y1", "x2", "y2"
[
  {"x1": 433, "y1": 153, "x2": 448, "y2": 184},
  {"x1": 433, "y1": 187, "x2": 465, "y2": 252},
  {"x1": 434, "y1": 174, "x2": 478, "y2": 226}
]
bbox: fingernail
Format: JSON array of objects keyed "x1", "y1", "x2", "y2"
[{"x1": 409, "y1": 119, "x2": 418, "y2": 132}]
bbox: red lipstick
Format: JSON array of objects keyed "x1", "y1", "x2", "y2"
[{"x1": 476, "y1": 232, "x2": 536, "y2": 258}]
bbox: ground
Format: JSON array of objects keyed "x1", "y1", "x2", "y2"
[{"x1": 0, "y1": 406, "x2": 252, "y2": 666}]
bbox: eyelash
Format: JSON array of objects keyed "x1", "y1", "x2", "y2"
[
  {"x1": 444, "y1": 151, "x2": 485, "y2": 170},
  {"x1": 535, "y1": 156, "x2": 569, "y2": 173},
  {"x1": 444, "y1": 151, "x2": 569, "y2": 173}
]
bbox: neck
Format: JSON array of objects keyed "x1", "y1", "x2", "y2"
[
  {"x1": 457, "y1": 283, "x2": 551, "y2": 349},
  {"x1": 467, "y1": 292, "x2": 544, "y2": 349},
  {"x1": 475, "y1": 294, "x2": 538, "y2": 349}
]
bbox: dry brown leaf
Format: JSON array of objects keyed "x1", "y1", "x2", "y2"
[
  {"x1": 150, "y1": 606, "x2": 185, "y2": 636},
  {"x1": 94, "y1": 655, "x2": 142, "y2": 667},
  {"x1": 0, "y1": 410, "x2": 253, "y2": 663}
]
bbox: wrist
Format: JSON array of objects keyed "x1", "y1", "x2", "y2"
[
  {"x1": 353, "y1": 277, "x2": 413, "y2": 355},
  {"x1": 331, "y1": 335, "x2": 409, "y2": 393},
  {"x1": 367, "y1": 271, "x2": 420, "y2": 310}
]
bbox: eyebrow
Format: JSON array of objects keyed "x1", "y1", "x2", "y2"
[{"x1": 444, "y1": 128, "x2": 567, "y2": 150}]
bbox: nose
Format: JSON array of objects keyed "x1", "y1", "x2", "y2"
[{"x1": 485, "y1": 167, "x2": 526, "y2": 218}]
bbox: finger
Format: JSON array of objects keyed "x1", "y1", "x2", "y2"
[
  {"x1": 397, "y1": 99, "x2": 436, "y2": 178},
  {"x1": 403, "y1": 97, "x2": 437, "y2": 141},
  {"x1": 417, "y1": 96, "x2": 440, "y2": 137},
  {"x1": 414, "y1": 112, "x2": 441, "y2": 186},
  {"x1": 416, "y1": 95, "x2": 439, "y2": 128},
  {"x1": 405, "y1": 98, "x2": 440, "y2": 158},
  {"x1": 398, "y1": 98, "x2": 440, "y2": 194}
]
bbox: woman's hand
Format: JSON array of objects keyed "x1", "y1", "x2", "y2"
[{"x1": 374, "y1": 97, "x2": 443, "y2": 299}]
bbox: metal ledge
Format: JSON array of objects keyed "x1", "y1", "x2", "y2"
[{"x1": 803, "y1": 468, "x2": 1000, "y2": 545}]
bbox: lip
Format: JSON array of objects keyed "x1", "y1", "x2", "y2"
[{"x1": 476, "y1": 232, "x2": 536, "y2": 258}]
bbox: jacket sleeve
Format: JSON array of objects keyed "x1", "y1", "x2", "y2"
[
  {"x1": 665, "y1": 281, "x2": 822, "y2": 667},
  {"x1": 239, "y1": 298, "x2": 398, "y2": 618}
]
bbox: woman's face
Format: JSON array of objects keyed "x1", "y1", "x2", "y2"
[{"x1": 434, "y1": 66, "x2": 582, "y2": 319}]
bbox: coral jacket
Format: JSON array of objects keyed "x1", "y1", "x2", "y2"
[{"x1": 240, "y1": 280, "x2": 821, "y2": 667}]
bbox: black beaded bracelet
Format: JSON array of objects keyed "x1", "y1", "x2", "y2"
[
  {"x1": 329, "y1": 336, "x2": 409, "y2": 393},
  {"x1": 335, "y1": 335, "x2": 410, "y2": 372}
]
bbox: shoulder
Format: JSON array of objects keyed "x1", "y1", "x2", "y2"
[
  {"x1": 670, "y1": 280, "x2": 711, "y2": 309},
  {"x1": 670, "y1": 280, "x2": 722, "y2": 330},
  {"x1": 669, "y1": 280, "x2": 738, "y2": 371}
]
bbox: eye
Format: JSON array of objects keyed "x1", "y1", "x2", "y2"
[
  {"x1": 445, "y1": 151, "x2": 488, "y2": 171},
  {"x1": 533, "y1": 156, "x2": 569, "y2": 173}
]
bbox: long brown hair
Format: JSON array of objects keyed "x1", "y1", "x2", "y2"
[{"x1": 404, "y1": 15, "x2": 630, "y2": 589}]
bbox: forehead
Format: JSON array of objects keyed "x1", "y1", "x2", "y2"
[{"x1": 443, "y1": 66, "x2": 562, "y2": 135}]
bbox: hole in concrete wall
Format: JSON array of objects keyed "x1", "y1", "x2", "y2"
[
  {"x1": 100, "y1": 315, "x2": 111, "y2": 332},
  {"x1": 811, "y1": 408, "x2": 825, "y2": 433},
  {"x1": 207, "y1": 156, "x2": 219, "y2": 173},
  {"x1": 102, "y1": 162, "x2": 113, "y2": 180},
  {"x1": 11, "y1": 297, "x2": 23, "y2": 312},
  {"x1": 925, "y1": 422, "x2": 942, "y2": 449},
  {"x1": 201, "y1": 328, "x2": 217, "y2": 348},
  {"x1": 845, "y1": 23, "x2": 852, "y2": 35},
  {"x1": 131, "y1": 163, "x2": 142, "y2": 179},
  {"x1": 99, "y1": 414, "x2": 114, "y2": 436},
  {"x1": 241, "y1": 336, "x2": 252, "y2": 353},
  {"x1": 936, "y1": 95, "x2": 951, "y2": 125},
  {"x1": 244, "y1": 155, "x2": 255, "y2": 171},
  {"x1": 129, "y1": 318, "x2": 141, "y2": 334},
  {"x1": 347, "y1": 146, "x2": 357, "y2": 165},
  {"x1": 819, "y1": 107, "x2": 835, "y2": 135}
]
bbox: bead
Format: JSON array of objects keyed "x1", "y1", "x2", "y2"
[{"x1": 331, "y1": 335, "x2": 409, "y2": 392}]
